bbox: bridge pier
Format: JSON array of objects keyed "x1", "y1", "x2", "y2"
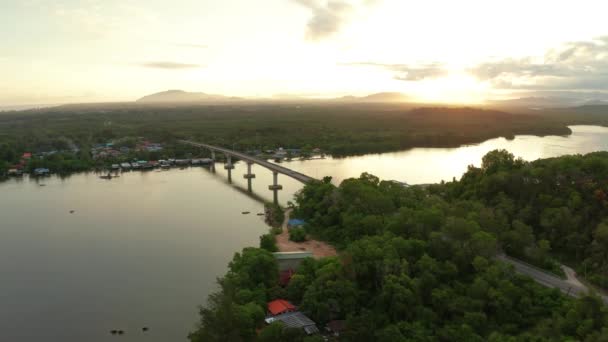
[
  {"x1": 268, "y1": 171, "x2": 283, "y2": 204},
  {"x1": 179, "y1": 141, "x2": 315, "y2": 187},
  {"x1": 243, "y1": 162, "x2": 255, "y2": 192},
  {"x1": 210, "y1": 150, "x2": 216, "y2": 172},
  {"x1": 224, "y1": 154, "x2": 235, "y2": 182}
]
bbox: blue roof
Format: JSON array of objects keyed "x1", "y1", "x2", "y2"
[{"x1": 288, "y1": 219, "x2": 305, "y2": 226}]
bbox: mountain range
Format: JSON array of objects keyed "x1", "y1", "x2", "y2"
[
  {"x1": 137, "y1": 89, "x2": 608, "y2": 108},
  {"x1": 137, "y1": 90, "x2": 412, "y2": 104}
]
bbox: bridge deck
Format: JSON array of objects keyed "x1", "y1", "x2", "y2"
[{"x1": 179, "y1": 140, "x2": 316, "y2": 184}]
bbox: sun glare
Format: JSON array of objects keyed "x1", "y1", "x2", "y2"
[{"x1": 410, "y1": 73, "x2": 489, "y2": 104}]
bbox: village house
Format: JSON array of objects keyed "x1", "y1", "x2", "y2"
[{"x1": 265, "y1": 299, "x2": 319, "y2": 336}]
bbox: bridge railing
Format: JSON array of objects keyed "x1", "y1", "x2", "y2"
[{"x1": 178, "y1": 140, "x2": 316, "y2": 183}]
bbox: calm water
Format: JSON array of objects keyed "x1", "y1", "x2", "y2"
[
  {"x1": 1, "y1": 125, "x2": 607, "y2": 341},
  {"x1": 284, "y1": 125, "x2": 608, "y2": 184}
]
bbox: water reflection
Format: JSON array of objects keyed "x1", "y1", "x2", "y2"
[
  {"x1": 283, "y1": 125, "x2": 608, "y2": 185},
  {"x1": 0, "y1": 168, "x2": 272, "y2": 342}
]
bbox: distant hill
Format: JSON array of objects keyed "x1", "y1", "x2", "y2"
[
  {"x1": 137, "y1": 90, "x2": 241, "y2": 103},
  {"x1": 137, "y1": 90, "x2": 412, "y2": 104},
  {"x1": 490, "y1": 92, "x2": 608, "y2": 109},
  {"x1": 489, "y1": 97, "x2": 583, "y2": 108},
  {"x1": 338, "y1": 92, "x2": 410, "y2": 103}
]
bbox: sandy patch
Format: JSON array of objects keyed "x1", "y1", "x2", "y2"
[{"x1": 275, "y1": 209, "x2": 337, "y2": 258}]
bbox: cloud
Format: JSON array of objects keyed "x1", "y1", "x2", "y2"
[
  {"x1": 470, "y1": 36, "x2": 608, "y2": 90},
  {"x1": 140, "y1": 61, "x2": 202, "y2": 69},
  {"x1": 342, "y1": 62, "x2": 448, "y2": 81},
  {"x1": 292, "y1": 0, "x2": 379, "y2": 40}
]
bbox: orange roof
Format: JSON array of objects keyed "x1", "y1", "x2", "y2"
[{"x1": 267, "y1": 299, "x2": 295, "y2": 316}]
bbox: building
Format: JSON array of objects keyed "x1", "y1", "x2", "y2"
[
  {"x1": 267, "y1": 299, "x2": 296, "y2": 316},
  {"x1": 273, "y1": 251, "x2": 313, "y2": 271},
  {"x1": 265, "y1": 311, "x2": 319, "y2": 335}
]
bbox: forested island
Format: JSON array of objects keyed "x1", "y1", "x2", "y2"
[
  {"x1": 189, "y1": 150, "x2": 608, "y2": 341},
  {"x1": 2, "y1": 103, "x2": 607, "y2": 177}
]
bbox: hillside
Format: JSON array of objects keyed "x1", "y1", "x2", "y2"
[{"x1": 137, "y1": 90, "x2": 241, "y2": 103}]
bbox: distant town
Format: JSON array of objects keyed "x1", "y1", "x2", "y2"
[{"x1": 5, "y1": 137, "x2": 324, "y2": 178}]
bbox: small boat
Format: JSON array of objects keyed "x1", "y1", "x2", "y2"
[
  {"x1": 34, "y1": 168, "x2": 50, "y2": 176},
  {"x1": 257, "y1": 213, "x2": 265, "y2": 216},
  {"x1": 242, "y1": 211, "x2": 251, "y2": 215},
  {"x1": 69, "y1": 210, "x2": 75, "y2": 214}
]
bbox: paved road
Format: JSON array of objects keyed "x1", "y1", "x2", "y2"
[
  {"x1": 498, "y1": 254, "x2": 608, "y2": 303},
  {"x1": 179, "y1": 140, "x2": 316, "y2": 183}
]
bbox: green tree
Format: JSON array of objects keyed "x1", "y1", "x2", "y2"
[
  {"x1": 260, "y1": 234, "x2": 278, "y2": 252},
  {"x1": 289, "y1": 227, "x2": 307, "y2": 242},
  {"x1": 228, "y1": 247, "x2": 279, "y2": 291}
]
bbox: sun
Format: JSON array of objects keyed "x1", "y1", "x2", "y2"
[{"x1": 411, "y1": 72, "x2": 490, "y2": 105}]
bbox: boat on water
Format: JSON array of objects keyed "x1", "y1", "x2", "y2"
[
  {"x1": 120, "y1": 162, "x2": 132, "y2": 170},
  {"x1": 141, "y1": 162, "x2": 154, "y2": 170},
  {"x1": 111, "y1": 164, "x2": 120, "y2": 171},
  {"x1": 7, "y1": 169, "x2": 23, "y2": 177},
  {"x1": 33, "y1": 168, "x2": 50, "y2": 176}
]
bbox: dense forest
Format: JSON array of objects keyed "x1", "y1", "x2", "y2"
[
  {"x1": 436, "y1": 150, "x2": 608, "y2": 287},
  {"x1": 0, "y1": 103, "x2": 587, "y2": 176},
  {"x1": 189, "y1": 150, "x2": 608, "y2": 341}
]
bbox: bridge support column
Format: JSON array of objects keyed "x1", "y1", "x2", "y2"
[
  {"x1": 224, "y1": 154, "x2": 235, "y2": 182},
  {"x1": 268, "y1": 171, "x2": 283, "y2": 204},
  {"x1": 210, "y1": 150, "x2": 216, "y2": 172},
  {"x1": 243, "y1": 162, "x2": 256, "y2": 192}
]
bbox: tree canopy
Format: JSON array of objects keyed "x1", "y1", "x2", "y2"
[{"x1": 190, "y1": 150, "x2": 608, "y2": 341}]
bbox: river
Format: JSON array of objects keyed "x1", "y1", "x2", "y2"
[{"x1": 0, "y1": 125, "x2": 607, "y2": 341}]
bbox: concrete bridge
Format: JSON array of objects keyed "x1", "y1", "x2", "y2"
[{"x1": 178, "y1": 140, "x2": 316, "y2": 202}]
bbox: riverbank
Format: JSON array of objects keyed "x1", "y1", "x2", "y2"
[
  {"x1": 0, "y1": 104, "x2": 583, "y2": 169},
  {"x1": 275, "y1": 209, "x2": 337, "y2": 259}
]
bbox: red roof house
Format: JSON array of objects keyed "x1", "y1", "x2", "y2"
[
  {"x1": 267, "y1": 299, "x2": 296, "y2": 316},
  {"x1": 22, "y1": 152, "x2": 32, "y2": 159}
]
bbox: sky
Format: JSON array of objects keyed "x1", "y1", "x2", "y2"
[{"x1": 1, "y1": 0, "x2": 608, "y2": 105}]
